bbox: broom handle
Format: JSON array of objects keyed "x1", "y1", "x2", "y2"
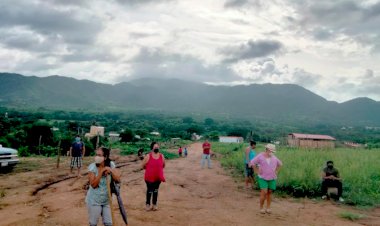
[{"x1": 107, "y1": 175, "x2": 115, "y2": 225}]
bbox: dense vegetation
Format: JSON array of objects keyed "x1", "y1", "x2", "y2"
[
  {"x1": 1, "y1": 108, "x2": 380, "y2": 157},
  {"x1": 212, "y1": 142, "x2": 380, "y2": 207}
]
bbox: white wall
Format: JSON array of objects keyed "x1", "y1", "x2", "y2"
[{"x1": 219, "y1": 137, "x2": 243, "y2": 143}]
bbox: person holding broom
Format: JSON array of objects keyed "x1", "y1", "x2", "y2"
[{"x1": 86, "y1": 147, "x2": 121, "y2": 226}]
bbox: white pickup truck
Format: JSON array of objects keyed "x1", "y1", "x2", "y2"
[{"x1": 0, "y1": 145, "x2": 20, "y2": 169}]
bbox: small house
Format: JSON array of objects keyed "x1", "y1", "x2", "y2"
[
  {"x1": 90, "y1": 126, "x2": 105, "y2": 136},
  {"x1": 109, "y1": 132, "x2": 121, "y2": 142},
  {"x1": 219, "y1": 136, "x2": 244, "y2": 143},
  {"x1": 288, "y1": 133, "x2": 336, "y2": 148}
]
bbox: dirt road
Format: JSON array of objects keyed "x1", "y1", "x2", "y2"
[{"x1": 0, "y1": 143, "x2": 379, "y2": 226}]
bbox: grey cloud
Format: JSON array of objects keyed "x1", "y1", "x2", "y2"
[
  {"x1": 14, "y1": 58, "x2": 57, "y2": 71},
  {"x1": 122, "y1": 48, "x2": 239, "y2": 83},
  {"x1": 129, "y1": 32, "x2": 158, "y2": 39},
  {"x1": 61, "y1": 50, "x2": 117, "y2": 63},
  {"x1": 43, "y1": 0, "x2": 88, "y2": 6},
  {"x1": 292, "y1": 69, "x2": 322, "y2": 87},
  {"x1": 221, "y1": 40, "x2": 283, "y2": 63},
  {"x1": 329, "y1": 70, "x2": 380, "y2": 100},
  {"x1": 249, "y1": 58, "x2": 280, "y2": 76},
  {"x1": 291, "y1": 0, "x2": 380, "y2": 50},
  {"x1": 312, "y1": 28, "x2": 335, "y2": 41},
  {"x1": 224, "y1": 0, "x2": 249, "y2": 8},
  {"x1": 224, "y1": 0, "x2": 263, "y2": 9},
  {"x1": 351, "y1": 70, "x2": 380, "y2": 97},
  {"x1": 364, "y1": 69, "x2": 374, "y2": 79},
  {"x1": 0, "y1": 0, "x2": 102, "y2": 45},
  {"x1": 0, "y1": 29, "x2": 60, "y2": 52},
  {"x1": 115, "y1": 0, "x2": 175, "y2": 6}
]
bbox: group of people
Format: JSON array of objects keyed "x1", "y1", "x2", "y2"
[
  {"x1": 68, "y1": 135, "x2": 344, "y2": 225},
  {"x1": 177, "y1": 146, "x2": 188, "y2": 157},
  {"x1": 243, "y1": 141, "x2": 344, "y2": 214}
]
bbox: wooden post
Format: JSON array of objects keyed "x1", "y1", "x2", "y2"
[
  {"x1": 38, "y1": 135, "x2": 42, "y2": 155},
  {"x1": 56, "y1": 139, "x2": 61, "y2": 168},
  {"x1": 96, "y1": 132, "x2": 100, "y2": 149},
  {"x1": 107, "y1": 176, "x2": 115, "y2": 225}
]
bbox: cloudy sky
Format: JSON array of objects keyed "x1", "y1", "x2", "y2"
[{"x1": 0, "y1": 0, "x2": 379, "y2": 102}]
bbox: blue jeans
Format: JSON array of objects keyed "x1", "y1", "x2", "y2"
[
  {"x1": 201, "y1": 154, "x2": 211, "y2": 168},
  {"x1": 87, "y1": 204, "x2": 112, "y2": 226}
]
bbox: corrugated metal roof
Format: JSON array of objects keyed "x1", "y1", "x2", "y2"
[{"x1": 289, "y1": 133, "x2": 336, "y2": 141}]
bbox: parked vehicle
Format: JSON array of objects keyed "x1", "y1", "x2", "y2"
[{"x1": 0, "y1": 145, "x2": 19, "y2": 169}]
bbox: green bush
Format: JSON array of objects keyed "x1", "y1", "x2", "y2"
[{"x1": 18, "y1": 146, "x2": 31, "y2": 157}]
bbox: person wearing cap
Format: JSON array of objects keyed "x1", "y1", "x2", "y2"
[
  {"x1": 250, "y1": 143, "x2": 282, "y2": 214},
  {"x1": 321, "y1": 160, "x2": 344, "y2": 202}
]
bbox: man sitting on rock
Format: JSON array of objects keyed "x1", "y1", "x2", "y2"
[{"x1": 321, "y1": 160, "x2": 344, "y2": 202}]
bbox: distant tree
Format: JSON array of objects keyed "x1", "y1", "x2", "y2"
[
  {"x1": 208, "y1": 131, "x2": 219, "y2": 141},
  {"x1": 227, "y1": 127, "x2": 249, "y2": 138},
  {"x1": 204, "y1": 118, "x2": 215, "y2": 126},
  {"x1": 25, "y1": 122, "x2": 54, "y2": 154},
  {"x1": 120, "y1": 129, "x2": 134, "y2": 143},
  {"x1": 135, "y1": 129, "x2": 149, "y2": 138},
  {"x1": 182, "y1": 117, "x2": 194, "y2": 124},
  {"x1": 186, "y1": 125, "x2": 204, "y2": 135}
]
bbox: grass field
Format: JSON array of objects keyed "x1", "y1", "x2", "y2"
[{"x1": 212, "y1": 142, "x2": 380, "y2": 207}]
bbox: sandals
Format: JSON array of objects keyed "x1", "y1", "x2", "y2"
[{"x1": 260, "y1": 208, "x2": 272, "y2": 214}]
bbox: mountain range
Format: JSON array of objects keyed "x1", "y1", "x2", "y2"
[{"x1": 1, "y1": 72, "x2": 379, "y2": 126}]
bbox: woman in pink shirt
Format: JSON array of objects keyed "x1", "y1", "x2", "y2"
[
  {"x1": 250, "y1": 144, "x2": 282, "y2": 214},
  {"x1": 142, "y1": 142, "x2": 166, "y2": 211}
]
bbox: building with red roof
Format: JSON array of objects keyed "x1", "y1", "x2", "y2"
[{"x1": 288, "y1": 133, "x2": 336, "y2": 148}]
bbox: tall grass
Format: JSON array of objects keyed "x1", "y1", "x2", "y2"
[{"x1": 212, "y1": 142, "x2": 380, "y2": 207}]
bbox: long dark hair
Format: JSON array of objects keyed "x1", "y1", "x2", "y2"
[
  {"x1": 150, "y1": 141, "x2": 157, "y2": 151},
  {"x1": 100, "y1": 147, "x2": 111, "y2": 167}
]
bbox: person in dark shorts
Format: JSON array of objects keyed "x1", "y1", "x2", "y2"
[
  {"x1": 244, "y1": 141, "x2": 256, "y2": 189},
  {"x1": 321, "y1": 160, "x2": 344, "y2": 202},
  {"x1": 69, "y1": 135, "x2": 85, "y2": 177},
  {"x1": 138, "y1": 148, "x2": 145, "y2": 160},
  {"x1": 178, "y1": 146, "x2": 183, "y2": 157}
]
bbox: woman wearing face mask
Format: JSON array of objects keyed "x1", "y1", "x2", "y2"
[
  {"x1": 250, "y1": 144, "x2": 282, "y2": 214},
  {"x1": 142, "y1": 142, "x2": 166, "y2": 211},
  {"x1": 86, "y1": 147, "x2": 121, "y2": 226}
]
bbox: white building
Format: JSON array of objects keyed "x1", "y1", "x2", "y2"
[
  {"x1": 219, "y1": 136, "x2": 244, "y2": 143},
  {"x1": 90, "y1": 126, "x2": 105, "y2": 136},
  {"x1": 150, "y1": 132, "x2": 160, "y2": 136},
  {"x1": 109, "y1": 132, "x2": 121, "y2": 142}
]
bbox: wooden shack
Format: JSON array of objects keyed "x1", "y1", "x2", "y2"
[{"x1": 288, "y1": 133, "x2": 336, "y2": 148}]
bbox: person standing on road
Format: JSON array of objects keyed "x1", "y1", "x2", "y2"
[
  {"x1": 69, "y1": 135, "x2": 85, "y2": 177},
  {"x1": 142, "y1": 142, "x2": 166, "y2": 211},
  {"x1": 178, "y1": 146, "x2": 183, "y2": 157},
  {"x1": 250, "y1": 144, "x2": 282, "y2": 214},
  {"x1": 184, "y1": 147, "x2": 188, "y2": 157},
  {"x1": 244, "y1": 141, "x2": 256, "y2": 189},
  {"x1": 86, "y1": 147, "x2": 121, "y2": 226},
  {"x1": 201, "y1": 139, "x2": 212, "y2": 169}
]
